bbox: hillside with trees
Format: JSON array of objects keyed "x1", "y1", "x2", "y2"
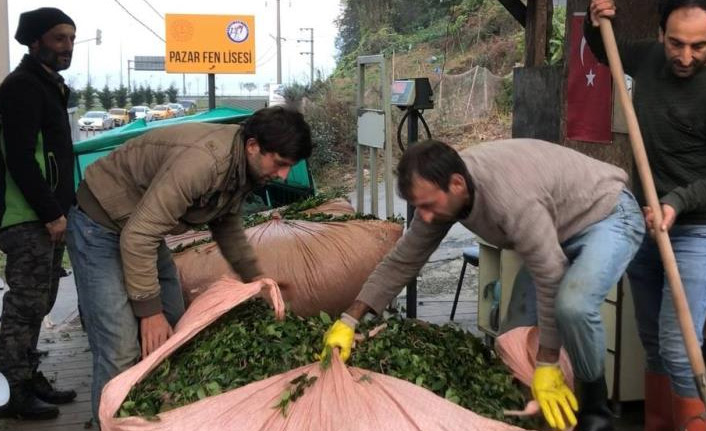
[{"x1": 297, "y1": 0, "x2": 566, "y2": 188}]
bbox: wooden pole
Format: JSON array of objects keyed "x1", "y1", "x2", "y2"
[{"x1": 599, "y1": 18, "x2": 706, "y2": 404}]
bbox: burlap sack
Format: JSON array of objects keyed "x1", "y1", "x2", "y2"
[{"x1": 174, "y1": 218, "x2": 402, "y2": 316}]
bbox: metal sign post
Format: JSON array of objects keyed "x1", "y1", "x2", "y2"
[
  {"x1": 355, "y1": 55, "x2": 394, "y2": 219},
  {"x1": 390, "y1": 78, "x2": 434, "y2": 318}
]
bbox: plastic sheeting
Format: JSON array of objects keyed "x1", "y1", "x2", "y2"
[
  {"x1": 100, "y1": 279, "x2": 528, "y2": 431},
  {"x1": 495, "y1": 326, "x2": 574, "y2": 419},
  {"x1": 495, "y1": 326, "x2": 574, "y2": 389}
]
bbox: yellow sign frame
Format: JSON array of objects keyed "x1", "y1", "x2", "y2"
[{"x1": 165, "y1": 14, "x2": 255, "y2": 74}]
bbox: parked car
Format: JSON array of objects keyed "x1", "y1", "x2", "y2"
[
  {"x1": 151, "y1": 104, "x2": 175, "y2": 120},
  {"x1": 168, "y1": 103, "x2": 185, "y2": 117},
  {"x1": 128, "y1": 106, "x2": 153, "y2": 123},
  {"x1": 177, "y1": 100, "x2": 197, "y2": 116},
  {"x1": 78, "y1": 111, "x2": 113, "y2": 131},
  {"x1": 108, "y1": 108, "x2": 129, "y2": 127}
]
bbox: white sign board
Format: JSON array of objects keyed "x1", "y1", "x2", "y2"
[{"x1": 357, "y1": 110, "x2": 385, "y2": 149}]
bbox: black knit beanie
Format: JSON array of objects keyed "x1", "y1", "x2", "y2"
[{"x1": 15, "y1": 7, "x2": 75, "y2": 46}]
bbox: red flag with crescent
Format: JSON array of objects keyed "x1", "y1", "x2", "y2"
[{"x1": 567, "y1": 13, "x2": 613, "y2": 143}]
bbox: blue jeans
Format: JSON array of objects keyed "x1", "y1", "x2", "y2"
[
  {"x1": 627, "y1": 224, "x2": 706, "y2": 397},
  {"x1": 65, "y1": 206, "x2": 184, "y2": 422},
  {"x1": 505, "y1": 189, "x2": 645, "y2": 382}
]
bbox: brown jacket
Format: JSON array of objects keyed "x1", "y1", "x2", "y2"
[
  {"x1": 79, "y1": 122, "x2": 261, "y2": 316},
  {"x1": 356, "y1": 139, "x2": 628, "y2": 350}
]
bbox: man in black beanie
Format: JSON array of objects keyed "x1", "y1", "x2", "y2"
[{"x1": 0, "y1": 7, "x2": 77, "y2": 420}]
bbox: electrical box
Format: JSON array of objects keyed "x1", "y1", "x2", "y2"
[{"x1": 390, "y1": 78, "x2": 434, "y2": 109}]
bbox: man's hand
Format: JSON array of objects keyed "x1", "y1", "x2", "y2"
[
  {"x1": 643, "y1": 204, "x2": 676, "y2": 237},
  {"x1": 45, "y1": 215, "x2": 67, "y2": 243},
  {"x1": 255, "y1": 277, "x2": 285, "y2": 320},
  {"x1": 589, "y1": 0, "x2": 616, "y2": 26},
  {"x1": 320, "y1": 315, "x2": 357, "y2": 362},
  {"x1": 532, "y1": 363, "x2": 578, "y2": 429},
  {"x1": 140, "y1": 312, "x2": 173, "y2": 358}
]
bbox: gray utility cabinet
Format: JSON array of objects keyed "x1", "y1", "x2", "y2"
[{"x1": 477, "y1": 240, "x2": 645, "y2": 402}]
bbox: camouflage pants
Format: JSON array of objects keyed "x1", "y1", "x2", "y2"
[{"x1": 0, "y1": 222, "x2": 64, "y2": 385}]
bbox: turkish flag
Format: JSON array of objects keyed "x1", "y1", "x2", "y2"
[{"x1": 567, "y1": 13, "x2": 613, "y2": 143}]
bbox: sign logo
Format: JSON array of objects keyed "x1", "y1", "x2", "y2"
[{"x1": 226, "y1": 21, "x2": 249, "y2": 43}]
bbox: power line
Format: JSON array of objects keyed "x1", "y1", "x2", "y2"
[
  {"x1": 113, "y1": 0, "x2": 165, "y2": 43},
  {"x1": 141, "y1": 0, "x2": 164, "y2": 19}
]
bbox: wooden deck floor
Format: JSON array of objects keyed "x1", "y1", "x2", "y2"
[
  {"x1": 0, "y1": 317, "x2": 94, "y2": 431},
  {"x1": 0, "y1": 293, "x2": 478, "y2": 431}
]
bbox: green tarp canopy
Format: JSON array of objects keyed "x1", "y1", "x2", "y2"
[{"x1": 74, "y1": 107, "x2": 314, "y2": 207}]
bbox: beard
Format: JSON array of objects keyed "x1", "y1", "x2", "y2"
[
  {"x1": 246, "y1": 163, "x2": 268, "y2": 186},
  {"x1": 37, "y1": 44, "x2": 72, "y2": 72},
  {"x1": 670, "y1": 55, "x2": 706, "y2": 78}
]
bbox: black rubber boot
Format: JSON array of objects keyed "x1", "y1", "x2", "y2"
[
  {"x1": 576, "y1": 375, "x2": 614, "y2": 431},
  {"x1": 32, "y1": 371, "x2": 77, "y2": 405},
  {"x1": 0, "y1": 380, "x2": 59, "y2": 420}
]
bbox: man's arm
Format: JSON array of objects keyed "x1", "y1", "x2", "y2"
[
  {"x1": 0, "y1": 76, "x2": 64, "y2": 224},
  {"x1": 660, "y1": 180, "x2": 706, "y2": 225},
  {"x1": 505, "y1": 202, "x2": 568, "y2": 355},
  {"x1": 209, "y1": 210, "x2": 262, "y2": 282},
  {"x1": 320, "y1": 215, "x2": 451, "y2": 362},
  {"x1": 353, "y1": 214, "x2": 452, "y2": 315},
  {"x1": 583, "y1": 0, "x2": 655, "y2": 75},
  {"x1": 119, "y1": 149, "x2": 217, "y2": 317}
]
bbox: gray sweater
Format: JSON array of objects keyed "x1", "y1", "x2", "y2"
[{"x1": 357, "y1": 139, "x2": 628, "y2": 349}]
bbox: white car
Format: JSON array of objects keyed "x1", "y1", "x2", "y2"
[
  {"x1": 78, "y1": 111, "x2": 113, "y2": 131},
  {"x1": 128, "y1": 106, "x2": 153, "y2": 122}
]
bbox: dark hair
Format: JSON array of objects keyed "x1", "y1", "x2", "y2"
[
  {"x1": 241, "y1": 106, "x2": 312, "y2": 161},
  {"x1": 396, "y1": 139, "x2": 472, "y2": 201},
  {"x1": 659, "y1": 0, "x2": 706, "y2": 31}
]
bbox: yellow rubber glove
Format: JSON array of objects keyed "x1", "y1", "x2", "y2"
[
  {"x1": 531, "y1": 363, "x2": 578, "y2": 429},
  {"x1": 320, "y1": 314, "x2": 357, "y2": 362}
]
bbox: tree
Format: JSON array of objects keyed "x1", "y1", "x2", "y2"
[
  {"x1": 129, "y1": 86, "x2": 144, "y2": 106},
  {"x1": 82, "y1": 83, "x2": 96, "y2": 110},
  {"x1": 98, "y1": 85, "x2": 113, "y2": 110},
  {"x1": 142, "y1": 85, "x2": 154, "y2": 106},
  {"x1": 154, "y1": 86, "x2": 166, "y2": 105},
  {"x1": 113, "y1": 84, "x2": 128, "y2": 108},
  {"x1": 165, "y1": 84, "x2": 179, "y2": 103},
  {"x1": 67, "y1": 85, "x2": 80, "y2": 108},
  {"x1": 241, "y1": 82, "x2": 257, "y2": 96}
]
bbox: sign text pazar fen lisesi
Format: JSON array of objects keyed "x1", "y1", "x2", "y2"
[{"x1": 168, "y1": 51, "x2": 253, "y2": 64}]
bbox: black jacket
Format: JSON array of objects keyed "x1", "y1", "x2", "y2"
[{"x1": 0, "y1": 54, "x2": 75, "y2": 227}]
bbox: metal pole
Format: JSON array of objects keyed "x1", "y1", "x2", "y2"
[
  {"x1": 208, "y1": 73, "x2": 216, "y2": 110},
  {"x1": 309, "y1": 28, "x2": 314, "y2": 85},
  {"x1": 405, "y1": 109, "x2": 420, "y2": 318},
  {"x1": 87, "y1": 44, "x2": 91, "y2": 86},
  {"x1": 382, "y1": 58, "x2": 393, "y2": 219},
  {"x1": 0, "y1": 0, "x2": 9, "y2": 81},
  {"x1": 355, "y1": 63, "x2": 365, "y2": 213},
  {"x1": 119, "y1": 43, "x2": 123, "y2": 88},
  {"x1": 127, "y1": 60, "x2": 131, "y2": 92},
  {"x1": 276, "y1": 0, "x2": 282, "y2": 84}
]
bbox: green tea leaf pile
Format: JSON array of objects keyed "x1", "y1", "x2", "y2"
[{"x1": 119, "y1": 301, "x2": 528, "y2": 425}]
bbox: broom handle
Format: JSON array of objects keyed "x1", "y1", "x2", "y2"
[{"x1": 598, "y1": 18, "x2": 706, "y2": 404}]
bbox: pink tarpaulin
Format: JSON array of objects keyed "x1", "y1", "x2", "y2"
[{"x1": 100, "y1": 280, "x2": 529, "y2": 431}]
